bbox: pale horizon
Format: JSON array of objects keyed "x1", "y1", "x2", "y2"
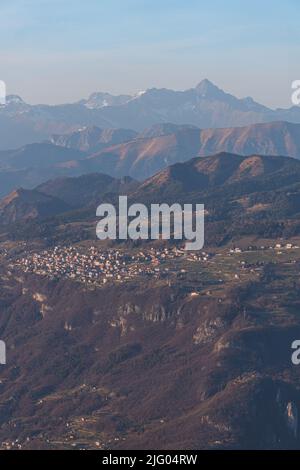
[
  {"x1": 3, "y1": 77, "x2": 297, "y2": 111},
  {"x1": 0, "y1": 0, "x2": 298, "y2": 108}
]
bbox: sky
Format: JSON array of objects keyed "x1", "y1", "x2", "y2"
[{"x1": 0, "y1": 0, "x2": 299, "y2": 107}]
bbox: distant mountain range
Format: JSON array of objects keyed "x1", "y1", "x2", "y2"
[
  {"x1": 1, "y1": 79, "x2": 300, "y2": 149},
  {"x1": 74, "y1": 121, "x2": 300, "y2": 179},
  {"x1": 50, "y1": 127, "x2": 138, "y2": 153},
  {"x1": 0, "y1": 143, "x2": 84, "y2": 169},
  {"x1": 0, "y1": 121, "x2": 300, "y2": 196}
]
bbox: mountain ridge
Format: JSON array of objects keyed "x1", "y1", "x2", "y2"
[
  {"x1": 2, "y1": 152, "x2": 300, "y2": 239},
  {"x1": 64, "y1": 121, "x2": 300, "y2": 180},
  {"x1": 1, "y1": 79, "x2": 300, "y2": 149}
]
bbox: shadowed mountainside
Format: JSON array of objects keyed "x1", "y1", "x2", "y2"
[{"x1": 1, "y1": 153, "x2": 300, "y2": 246}]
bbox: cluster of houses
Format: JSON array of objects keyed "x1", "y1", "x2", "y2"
[
  {"x1": 1, "y1": 439, "x2": 23, "y2": 450},
  {"x1": 229, "y1": 242, "x2": 299, "y2": 254},
  {"x1": 16, "y1": 245, "x2": 195, "y2": 286},
  {"x1": 12, "y1": 240, "x2": 300, "y2": 288}
]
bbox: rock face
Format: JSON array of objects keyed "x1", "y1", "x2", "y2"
[
  {"x1": 0, "y1": 266, "x2": 300, "y2": 450},
  {"x1": 193, "y1": 317, "x2": 226, "y2": 345}
]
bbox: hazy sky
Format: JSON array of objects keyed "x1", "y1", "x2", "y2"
[{"x1": 0, "y1": 0, "x2": 299, "y2": 107}]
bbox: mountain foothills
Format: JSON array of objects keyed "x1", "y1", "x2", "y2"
[
  {"x1": 0, "y1": 153, "x2": 300, "y2": 449},
  {"x1": 0, "y1": 188, "x2": 71, "y2": 225},
  {"x1": 1, "y1": 79, "x2": 300, "y2": 149},
  {"x1": 0, "y1": 120, "x2": 300, "y2": 195},
  {"x1": 1, "y1": 152, "x2": 300, "y2": 244}
]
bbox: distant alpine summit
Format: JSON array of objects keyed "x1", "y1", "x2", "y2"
[{"x1": 1, "y1": 79, "x2": 300, "y2": 150}]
